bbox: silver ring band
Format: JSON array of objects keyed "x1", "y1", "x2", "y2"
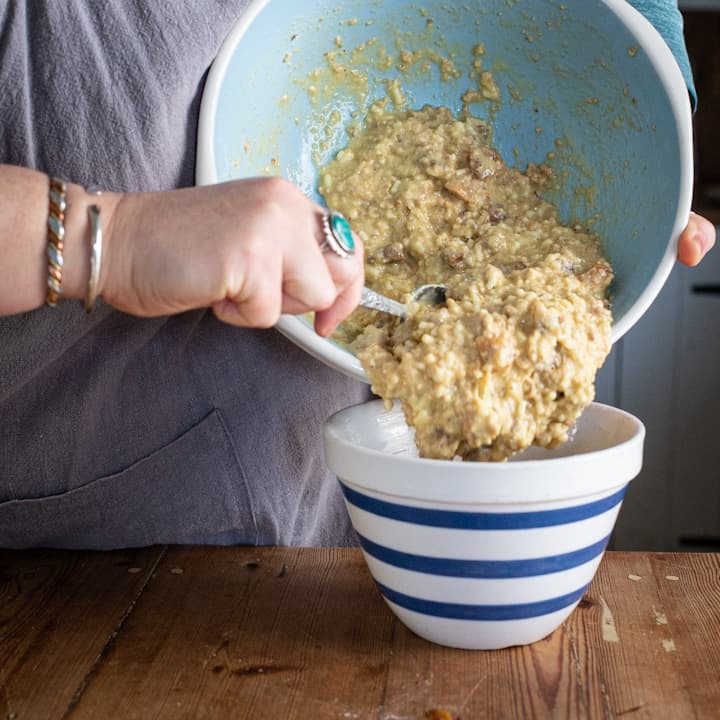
[{"x1": 320, "y1": 210, "x2": 356, "y2": 258}]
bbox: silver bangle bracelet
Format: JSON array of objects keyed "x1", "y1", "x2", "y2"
[{"x1": 85, "y1": 200, "x2": 103, "y2": 313}]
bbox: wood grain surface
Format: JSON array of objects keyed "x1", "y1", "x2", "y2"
[
  {"x1": 0, "y1": 547, "x2": 166, "y2": 720},
  {"x1": 1, "y1": 548, "x2": 718, "y2": 720}
]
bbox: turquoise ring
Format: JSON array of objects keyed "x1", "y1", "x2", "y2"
[{"x1": 320, "y1": 211, "x2": 356, "y2": 258}]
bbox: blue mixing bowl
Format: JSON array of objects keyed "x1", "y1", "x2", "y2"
[{"x1": 197, "y1": 0, "x2": 693, "y2": 382}]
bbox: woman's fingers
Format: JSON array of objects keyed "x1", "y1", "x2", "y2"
[
  {"x1": 279, "y1": 209, "x2": 342, "y2": 315},
  {"x1": 314, "y1": 232, "x2": 364, "y2": 336},
  {"x1": 280, "y1": 257, "x2": 336, "y2": 316},
  {"x1": 280, "y1": 211, "x2": 364, "y2": 331},
  {"x1": 677, "y1": 211, "x2": 716, "y2": 266},
  {"x1": 212, "y1": 251, "x2": 284, "y2": 327},
  {"x1": 314, "y1": 269, "x2": 364, "y2": 336}
]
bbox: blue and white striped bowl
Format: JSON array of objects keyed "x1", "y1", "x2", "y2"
[{"x1": 323, "y1": 401, "x2": 644, "y2": 649}]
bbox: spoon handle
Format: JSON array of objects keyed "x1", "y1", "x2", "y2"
[{"x1": 359, "y1": 287, "x2": 407, "y2": 318}]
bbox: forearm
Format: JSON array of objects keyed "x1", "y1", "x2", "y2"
[{"x1": 0, "y1": 164, "x2": 119, "y2": 315}]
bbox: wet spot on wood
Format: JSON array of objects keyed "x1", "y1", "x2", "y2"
[
  {"x1": 617, "y1": 704, "x2": 644, "y2": 715},
  {"x1": 231, "y1": 664, "x2": 296, "y2": 677},
  {"x1": 358, "y1": 661, "x2": 387, "y2": 679},
  {"x1": 425, "y1": 709, "x2": 454, "y2": 720},
  {"x1": 599, "y1": 595, "x2": 619, "y2": 643}
]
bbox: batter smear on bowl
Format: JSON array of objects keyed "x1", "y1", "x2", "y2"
[{"x1": 319, "y1": 101, "x2": 613, "y2": 461}]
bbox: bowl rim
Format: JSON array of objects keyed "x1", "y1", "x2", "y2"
[
  {"x1": 196, "y1": 0, "x2": 271, "y2": 187},
  {"x1": 196, "y1": 0, "x2": 694, "y2": 384},
  {"x1": 599, "y1": 0, "x2": 693, "y2": 343},
  {"x1": 323, "y1": 401, "x2": 646, "y2": 505}
]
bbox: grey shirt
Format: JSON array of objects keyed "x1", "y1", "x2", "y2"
[{"x1": 0, "y1": 1, "x2": 370, "y2": 549}]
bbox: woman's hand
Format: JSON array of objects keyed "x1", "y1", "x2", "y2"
[
  {"x1": 677, "y1": 211, "x2": 716, "y2": 266},
  {"x1": 101, "y1": 177, "x2": 364, "y2": 336}
]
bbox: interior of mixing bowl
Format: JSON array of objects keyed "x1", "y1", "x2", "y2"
[
  {"x1": 323, "y1": 400, "x2": 645, "y2": 503},
  {"x1": 197, "y1": 0, "x2": 692, "y2": 381}
]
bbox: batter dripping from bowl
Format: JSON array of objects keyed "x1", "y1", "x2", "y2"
[{"x1": 319, "y1": 101, "x2": 613, "y2": 461}]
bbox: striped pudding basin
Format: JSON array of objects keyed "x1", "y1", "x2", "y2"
[{"x1": 323, "y1": 400, "x2": 645, "y2": 649}]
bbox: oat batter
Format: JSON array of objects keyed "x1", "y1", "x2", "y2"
[{"x1": 319, "y1": 102, "x2": 613, "y2": 461}]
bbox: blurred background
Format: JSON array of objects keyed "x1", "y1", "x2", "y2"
[{"x1": 600, "y1": 0, "x2": 720, "y2": 550}]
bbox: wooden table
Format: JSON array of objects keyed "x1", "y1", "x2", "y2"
[{"x1": 1, "y1": 548, "x2": 719, "y2": 719}]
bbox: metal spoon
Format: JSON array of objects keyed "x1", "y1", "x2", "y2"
[{"x1": 359, "y1": 284, "x2": 447, "y2": 319}]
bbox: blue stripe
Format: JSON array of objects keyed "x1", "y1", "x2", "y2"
[
  {"x1": 358, "y1": 533, "x2": 610, "y2": 578},
  {"x1": 340, "y1": 483, "x2": 626, "y2": 529},
  {"x1": 377, "y1": 582, "x2": 590, "y2": 621}
]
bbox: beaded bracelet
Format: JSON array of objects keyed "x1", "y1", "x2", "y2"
[{"x1": 45, "y1": 177, "x2": 67, "y2": 307}]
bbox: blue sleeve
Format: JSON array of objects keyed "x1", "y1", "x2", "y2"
[{"x1": 627, "y1": 0, "x2": 697, "y2": 111}]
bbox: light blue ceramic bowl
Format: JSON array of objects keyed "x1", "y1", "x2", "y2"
[{"x1": 197, "y1": 0, "x2": 693, "y2": 382}]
